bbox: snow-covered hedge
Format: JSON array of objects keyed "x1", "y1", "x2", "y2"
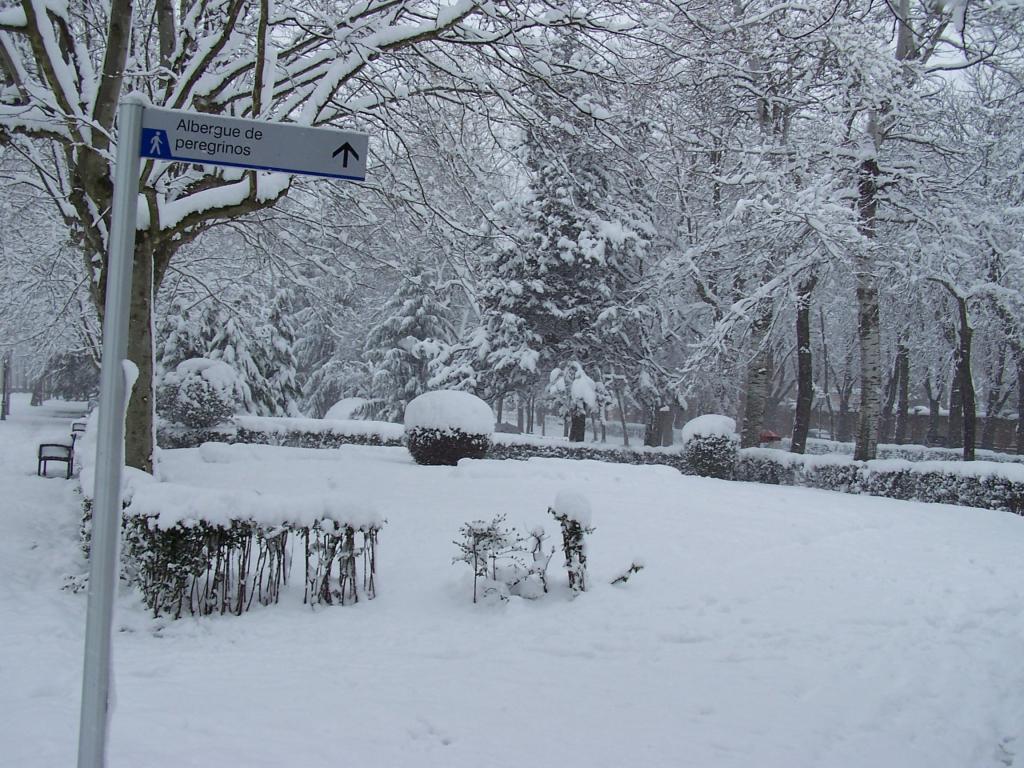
[
  {"x1": 680, "y1": 415, "x2": 738, "y2": 481},
  {"x1": 157, "y1": 415, "x2": 404, "y2": 450},
  {"x1": 122, "y1": 480, "x2": 384, "y2": 618},
  {"x1": 486, "y1": 440, "x2": 693, "y2": 474},
  {"x1": 736, "y1": 448, "x2": 1024, "y2": 514},
  {"x1": 802, "y1": 437, "x2": 1024, "y2": 464},
  {"x1": 403, "y1": 390, "x2": 494, "y2": 466}
]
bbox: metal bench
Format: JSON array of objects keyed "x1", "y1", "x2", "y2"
[{"x1": 38, "y1": 442, "x2": 74, "y2": 479}]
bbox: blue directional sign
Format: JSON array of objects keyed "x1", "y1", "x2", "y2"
[{"x1": 140, "y1": 107, "x2": 369, "y2": 181}]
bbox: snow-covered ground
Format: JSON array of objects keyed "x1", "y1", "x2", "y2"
[{"x1": 2, "y1": 394, "x2": 1024, "y2": 767}]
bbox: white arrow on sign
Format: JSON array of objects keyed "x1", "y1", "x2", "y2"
[{"x1": 140, "y1": 106, "x2": 369, "y2": 181}]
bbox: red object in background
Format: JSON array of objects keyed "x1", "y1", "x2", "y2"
[{"x1": 759, "y1": 430, "x2": 781, "y2": 443}]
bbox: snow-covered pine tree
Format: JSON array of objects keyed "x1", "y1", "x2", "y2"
[
  {"x1": 467, "y1": 51, "x2": 653, "y2": 440},
  {"x1": 200, "y1": 302, "x2": 278, "y2": 417},
  {"x1": 363, "y1": 266, "x2": 454, "y2": 422},
  {"x1": 260, "y1": 288, "x2": 303, "y2": 417},
  {"x1": 155, "y1": 298, "x2": 206, "y2": 377}
]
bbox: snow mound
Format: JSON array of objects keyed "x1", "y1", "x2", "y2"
[
  {"x1": 127, "y1": 480, "x2": 384, "y2": 530},
  {"x1": 324, "y1": 397, "x2": 368, "y2": 420},
  {"x1": 682, "y1": 414, "x2": 737, "y2": 443},
  {"x1": 198, "y1": 442, "x2": 238, "y2": 464},
  {"x1": 570, "y1": 368, "x2": 598, "y2": 410},
  {"x1": 551, "y1": 488, "x2": 592, "y2": 526},
  {"x1": 404, "y1": 390, "x2": 494, "y2": 435},
  {"x1": 173, "y1": 358, "x2": 239, "y2": 394}
]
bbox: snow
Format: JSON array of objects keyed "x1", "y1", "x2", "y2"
[
  {"x1": 3, "y1": 394, "x2": 1024, "y2": 768},
  {"x1": 682, "y1": 414, "x2": 737, "y2": 443},
  {"x1": 172, "y1": 358, "x2": 238, "y2": 394},
  {"x1": 569, "y1": 367, "x2": 598, "y2": 411},
  {"x1": 551, "y1": 488, "x2": 592, "y2": 526},
  {"x1": 0, "y1": 6, "x2": 27, "y2": 26},
  {"x1": 404, "y1": 390, "x2": 494, "y2": 435},
  {"x1": 127, "y1": 470, "x2": 384, "y2": 530},
  {"x1": 156, "y1": 174, "x2": 291, "y2": 231},
  {"x1": 323, "y1": 397, "x2": 368, "y2": 420}
]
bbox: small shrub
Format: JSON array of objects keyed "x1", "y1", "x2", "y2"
[
  {"x1": 303, "y1": 521, "x2": 381, "y2": 606},
  {"x1": 549, "y1": 490, "x2": 594, "y2": 594},
  {"x1": 611, "y1": 560, "x2": 645, "y2": 585},
  {"x1": 681, "y1": 415, "x2": 738, "y2": 480},
  {"x1": 518, "y1": 526, "x2": 554, "y2": 598},
  {"x1": 404, "y1": 390, "x2": 494, "y2": 466},
  {"x1": 157, "y1": 358, "x2": 239, "y2": 429},
  {"x1": 406, "y1": 427, "x2": 492, "y2": 466},
  {"x1": 453, "y1": 514, "x2": 526, "y2": 603}
]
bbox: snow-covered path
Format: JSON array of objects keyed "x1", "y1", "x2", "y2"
[
  {"x1": 0, "y1": 396, "x2": 90, "y2": 766},
  {"x1": 2, "y1": 396, "x2": 1024, "y2": 767}
]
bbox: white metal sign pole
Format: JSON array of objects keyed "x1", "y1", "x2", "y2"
[{"x1": 77, "y1": 98, "x2": 144, "y2": 768}]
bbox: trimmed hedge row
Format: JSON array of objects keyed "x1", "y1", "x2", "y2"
[
  {"x1": 803, "y1": 438, "x2": 1024, "y2": 464},
  {"x1": 487, "y1": 440, "x2": 694, "y2": 474},
  {"x1": 736, "y1": 449, "x2": 1024, "y2": 515},
  {"x1": 159, "y1": 420, "x2": 696, "y2": 472},
  {"x1": 124, "y1": 514, "x2": 381, "y2": 618},
  {"x1": 158, "y1": 424, "x2": 403, "y2": 450},
  {"x1": 159, "y1": 420, "x2": 1024, "y2": 515}
]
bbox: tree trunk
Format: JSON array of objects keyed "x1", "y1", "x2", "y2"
[
  {"x1": 893, "y1": 343, "x2": 910, "y2": 445},
  {"x1": 980, "y1": 416, "x2": 999, "y2": 451},
  {"x1": 657, "y1": 406, "x2": 674, "y2": 447},
  {"x1": 644, "y1": 402, "x2": 661, "y2": 447},
  {"x1": 124, "y1": 236, "x2": 156, "y2": 473},
  {"x1": 853, "y1": 159, "x2": 882, "y2": 461},
  {"x1": 614, "y1": 384, "x2": 629, "y2": 448},
  {"x1": 879, "y1": 354, "x2": 900, "y2": 444},
  {"x1": 924, "y1": 376, "x2": 942, "y2": 447},
  {"x1": 979, "y1": 342, "x2": 1009, "y2": 451},
  {"x1": 954, "y1": 298, "x2": 976, "y2": 461},
  {"x1": 791, "y1": 277, "x2": 816, "y2": 454},
  {"x1": 818, "y1": 308, "x2": 835, "y2": 441},
  {"x1": 740, "y1": 302, "x2": 772, "y2": 449},
  {"x1": 837, "y1": 393, "x2": 853, "y2": 443},
  {"x1": 568, "y1": 411, "x2": 586, "y2": 442},
  {"x1": 1017, "y1": 358, "x2": 1024, "y2": 455},
  {"x1": 853, "y1": 275, "x2": 882, "y2": 459},
  {"x1": 0, "y1": 354, "x2": 9, "y2": 419},
  {"x1": 947, "y1": 363, "x2": 963, "y2": 450}
]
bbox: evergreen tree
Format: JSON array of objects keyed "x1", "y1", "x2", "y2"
[
  {"x1": 363, "y1": 267, "x2": 455, "y2": 422},
  {"x1": 202, "y1": 301, "x2": 278, "y2": 417},
  {"x1": 261, "y1": 288, "x2": 303, "y2": 417},
  {"x1": 155, "y1": 298, "x2": 206, "y2": 377},
  {"x1": 467, "y1": 55, "x2": 654, "y2": 439}
]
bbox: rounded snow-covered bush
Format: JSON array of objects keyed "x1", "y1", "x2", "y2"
[
  {"x1": 681, "y1": 414, "x2": 738, "y2": 480},
  {"x1": 324, "y1": 397, "x2": 368, "y2": 420},
  {"x1": 157, "y1": 358, "x2": 239, "y2": 429},
  {"x1": 403, "y1": 390, "x2": 494, "y2": 466}
]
